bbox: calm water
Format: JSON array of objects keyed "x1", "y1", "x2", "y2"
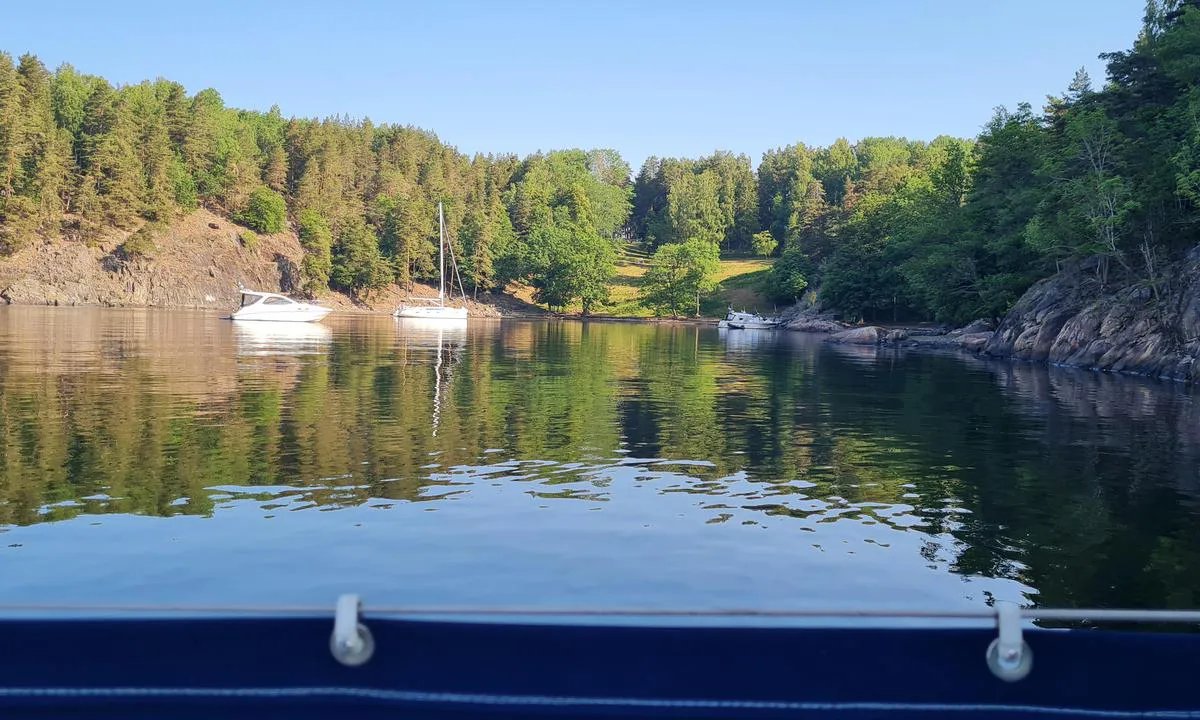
[{"x1": 1, "y1": 307, "x2": 1198, "y2": 612}]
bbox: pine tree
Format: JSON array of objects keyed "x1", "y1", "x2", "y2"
[
  {"x1": 159, "y1": 80, "x2": 189, "y2": 153},
  {"x1": 0, "y1": 53, "x2": 22, "y2": 234},
  {"x1": 0, "y1": 54, "x2": 72, "y2": 246},
  {"x1": 264, "y1": 144, "x2": 287, "y2": 192},
  {"x1": 297, "y1": 209, "x2": 333, "y2": 295},
  {"x1": 459, "y1": 197, "x2": 494, "y2": 296},
  {"x1": 79, "y1": 83, "x2": 144, "y2": 229},
  {"x1": 50, "y1": 64, "x2": 93, "y2": 184},
  {"x1": 331, "y1": 216, "x2": 387, "y2": 300},
  {"x1": 125, "y1": 83, "x2": 174, "y2": 221},
  {"x1": 183, "y1": 88, "x2": 221, "y2": 202},
  {"x1": 17, "y1": 56, "x2": 71, "y2": 226}
]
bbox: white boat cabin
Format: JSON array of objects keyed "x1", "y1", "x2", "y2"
[{"x1": 230, "y1": 290, "x2": 332, "y2": 323}]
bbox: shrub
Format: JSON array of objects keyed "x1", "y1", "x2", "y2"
[
  {"x1": 239, "y1": 229, "x2": 260, "y2": 251},
  {"x1": 237, "y1": 186, "x2": 287, "y2": 234},
  {"x1": 765, "y1": 245, "x2": 810, "y2": 302},
  {"x1": 751, "y1": 231, "x2": 779, "y2": 258},
  {"x1": 122, "y1": 223, "x2": 160, "y2": 258},
  {"x1": 170, "y1": 158, "x2": 198, "y2": 210}
]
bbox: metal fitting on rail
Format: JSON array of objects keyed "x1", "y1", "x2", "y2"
[
  {"x1": 330, "y1": 594, "x2": 375, "y2": 667},
  {"x1": 987, "y1": 601, "x2": 1032, "y2": 681}
]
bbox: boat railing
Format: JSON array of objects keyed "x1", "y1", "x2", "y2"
[
  {"x1": 3, "y1": 597, "x2": 1199, "y2": 682},
  {"x1": 3, "y1": 600, "x2": 1199, "y2": 623}
]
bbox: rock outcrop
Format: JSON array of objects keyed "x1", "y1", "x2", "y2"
[
  {"x1": 961, "y1": 333, "x2": 992, "y2": 352},
  {"x1": 0, "y1": 210, "x2": 300, "y2": 310},
  {"x1": 787, "y1": 316, "x2": 847, "y2": 333},
  {"x1": 951, "y1": 318, "x2": 995, "y2": 336},
  {"x1": 982, "y1": 249, "x2": 1200, "y2": 383},
  {"x1": 0, "y1": 209, "x2": 514, "y2": 316},
  {"x1": 828, "y1": 326, "x2": 883, "y2": 345},
  {"x1": 778, "y1": 294, "x2": 850, "y2": 333}
]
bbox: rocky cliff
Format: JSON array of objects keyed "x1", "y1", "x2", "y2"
[
  {"x1": 782, "y1": 248, "x2": 1200, "y2": 383},
  {"x1": 0, "y1": 209, "x2": 512, "y2": 316},
  {"x1": 0, "y1": 210, "x2": 301, "y2": 309},
  {"x1": 982, "y1": 248, "x2": 1200, "y2": 383}
]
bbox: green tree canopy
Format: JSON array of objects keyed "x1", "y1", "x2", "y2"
[
  {"x1": 640, "y1": 239, "x2": 721, "y2": 318},
  {"x1": 331, "y1": 217, "x2": 388, "y2": 300},
  {"x1": 237, "y1": 185, "x2": 287, "y2": 234}
]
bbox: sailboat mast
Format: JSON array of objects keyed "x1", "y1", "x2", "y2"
[{"x1": 438, "y1": 202, "x2": 445, "y2": 306}]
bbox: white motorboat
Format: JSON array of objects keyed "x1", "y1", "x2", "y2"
[
  {"x1": 717, "y1": 308, "x2": 781, "y2": 330},
  {"x1": 395, "y1": 202, "x2": 469, "y2": 320},
  {"x1": 229, "y1": 290, "x2": 332, "y2": 323}
]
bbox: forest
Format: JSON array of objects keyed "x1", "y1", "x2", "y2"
[{"x1": 0, "y1": 0, "x2": 1198, "y2": 323}]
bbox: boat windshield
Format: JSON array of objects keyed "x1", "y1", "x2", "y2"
[{"x1": 240, "y1": 292, "x2": 294, "y2": 307}]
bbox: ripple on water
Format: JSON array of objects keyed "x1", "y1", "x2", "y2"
[{"x1": 1, "y1": 310, "x2": 1197, "y2": 612}]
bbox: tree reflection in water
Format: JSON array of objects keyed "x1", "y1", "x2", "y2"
[{"x1": 0, "y1": 308, "x2": 1197, "y2": 611}]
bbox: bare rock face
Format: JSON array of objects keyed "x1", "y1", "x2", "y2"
[
  {"x1": 786, "y1": 317, "x2": 847, "y2": 333},
  {"x1": 960, "y1": 333, "x2": 993, "y2": 353},
  {"x1": 828, "y1": 326, "x2": 883, "y2": 345},
  {"x1": 778, "y1": 291, "x2": 849, "y2": 333},
  {"x1": 885, "y1": 329, "x2": 909, "y2": 343},
  {"x1": 0, "y1": 210, "x2": 302, "y2": 310},
  {"x1": 952, "y1": 318, "x2": 995, "y2": 336},
  {"x1": 772, "y1": 288, "x2": 849, "y2": 333},
  {"x1": 984, "y1": 249, "x2": 1200, "y2": 383}
]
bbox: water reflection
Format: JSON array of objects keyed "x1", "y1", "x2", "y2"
[
  {"x1": 0, "y1": 307, "x2": 1197, "y2": 612},
  {"x1": 717, "y1": 327, "x2": 781, "y2": 354},
  {"x1": 395, "y1": 318, "x2": 468, "y2": 437},
  {"x1": 232, "y1": 320, "x2": 332, "y2": 356}
]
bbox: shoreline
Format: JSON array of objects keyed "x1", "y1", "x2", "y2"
[
  {"x1": 0, "y1": 299, "x2": 723, "y2": 326},
  {"x1": 5, "y1": 301, "x2": 1194, "y2": 386}
]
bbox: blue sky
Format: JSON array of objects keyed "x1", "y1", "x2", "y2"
[{"x1": 1, "y1": 0, "x2": 1141, "y2": 169}]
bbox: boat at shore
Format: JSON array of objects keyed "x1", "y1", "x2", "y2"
[
  {"x1": 228, "y1": 290, "x2": 332, "y2": 323},
  {"x1": 395, "y1": 202, "x2": 468, "y2": 321},
  {"x1": 717, "y1": 308, "x2": 780, "y2": 330}
]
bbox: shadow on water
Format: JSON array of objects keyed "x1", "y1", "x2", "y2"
[{"x1": 0, "y1": 307, "x2": 1197, "y2": 611}]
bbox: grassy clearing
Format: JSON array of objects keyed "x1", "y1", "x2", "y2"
[
  {"x1": 604, "y1": 259, "x2": 654, "y2": 317},
  {"x1": 700, "y1": 259, "x2": 775, "y2": 318},
  {"x1": 510, "y1": 244, "x2": 776, "y2": 319}
]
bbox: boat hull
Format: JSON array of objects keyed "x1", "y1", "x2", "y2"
[
  {"x1": 394, "y1": 306, "x2": 468, "y2": 320},
  {"x1": 1, "y1": 613, "x2": 1198, "y2": 719},
  {"x1": 718, "y1": 320, "x2": 779, "y2": 330},
  {"x1": 229, "y1": 306, "x2": 332, "y2": 323}
]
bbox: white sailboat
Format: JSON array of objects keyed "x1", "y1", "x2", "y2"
[{"x1": 394, "y1": 202, "x2": 469, "y2": 320}]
